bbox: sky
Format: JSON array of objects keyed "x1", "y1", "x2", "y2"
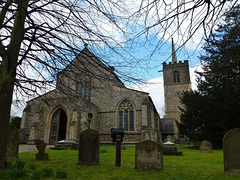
[
  {"x1": 10, "y1": 41, "x2": 203, "y2": 118},
  {"x1": 9, "y1": 0, "x2": 234, "y2": 118}
]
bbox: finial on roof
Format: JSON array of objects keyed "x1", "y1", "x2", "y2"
[{"x1": 172, "y1": 38, "x2": 177, "y2": 63}]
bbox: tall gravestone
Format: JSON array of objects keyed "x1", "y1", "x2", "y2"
[
  {"x1": 199, "y1": 141, "x2": 212, "y2": 153},
  {"x1": 135, "y1": 140, "x2": 163, "y2": 171},
  {"x1": 6, "y1": 127, "x2": 20, "y2": 159},
  {"x1": 223, "y1": 128, "x2": 240, "y2": 175},
  {"x1": 78, "y1": 129, "x2": 99, "y2": 165}
]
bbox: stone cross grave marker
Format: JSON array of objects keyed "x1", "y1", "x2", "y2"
[
  {"x1": 199, "y1": 141, "x2": 212, "y2": 153},
  {"x1": 223, "y1": 128, "x2": 240, "y2": 175},
  {"x1": 6, "y1": 127, "x2": 20, "y2": 159},
  {"x1": 35, "y1": 140, "x2": 49, "y2": 160},
  {"x1": 135, "y1": 140, "x2": 163, "y2": 171},
  {"x1": 78, "y1": 129, "x2": 99, "y2": 165}
]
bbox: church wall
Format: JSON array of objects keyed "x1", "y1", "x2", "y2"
[
  {"x1": 21, "y1": 47, "x2": 162, "y2": 144},
  {"x1": 90, "y1": 83, "x2": 161, "y2": 143},
  {"x1": 21, "y1": 90, "x2": 99, "y2": 144},
  {"x1": 92, "y1": 86, "x2": 148, "y2": 143}
]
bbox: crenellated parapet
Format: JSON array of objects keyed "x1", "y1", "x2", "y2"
[{"x1": 162, "y1": 60, "x2": 189, "y2": 68}]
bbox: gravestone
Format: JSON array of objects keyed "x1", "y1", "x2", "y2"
[
  {"x1": 223, "y1": 128, "x2": 240, "y2": 175},
  {"x1": 6, "y1": 127, "x2": 20, "y2": 159},
  {"x1": 78, "y1": 129, "x2": 99, "y2": 165},
  {"x1": 135, "y1": 140, "x2": 163, "y2": 171},
  {"x1": 199, "y1": 141, "x2": 212, "y2": 153},
  {"x1": 35, "y1": 140, "x2": 49, "y2": 160}
]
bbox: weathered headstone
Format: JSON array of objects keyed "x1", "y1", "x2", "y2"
[
  {"x1": 199, "y1": 141, "x2": 212, "y2": 153},
  {"x1": 6, "y1": 127, "x2": 20, "y2": 159},
  {"x1": 78, "y1": 129, "x2": 99, "y2": 165},
  {"x1": 135, "y1": 140, "x2": 163, "y2": 171},
  {"x1": 35, "y1": 140, "x2": 49, "y2": 160},
  {"x1": 223, "y1": 128, "x2": 240, "y2": 175}
]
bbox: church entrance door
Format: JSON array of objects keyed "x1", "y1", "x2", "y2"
[{"x1": 49, "y1": 108, "x2": 67, "y2": 144}]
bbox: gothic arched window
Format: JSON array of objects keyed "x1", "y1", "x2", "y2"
[
  {"x1": 118, "y1": 99, "x2": 134, "y2": 131},
  {"x1": 174, "y1": 71, "x2": 180, "y2": 83}
]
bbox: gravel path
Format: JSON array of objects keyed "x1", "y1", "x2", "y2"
[{"x1": 19, "y1": 145, "x2": 54, "y2": 153}]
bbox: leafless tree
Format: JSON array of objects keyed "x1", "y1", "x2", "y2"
[
  {"x1": 127, "y1": 0, "x2": 239, "y2": 58},
  {"x1": 0, "y1": 0, "x2": 238, "y2": 169}
]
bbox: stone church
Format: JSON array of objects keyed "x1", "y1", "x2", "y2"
[
  {"x1": 160, "y1": 39, "x2": 191, "y2": 140},
  {"x1": 20, "y1": 46, "x2": 161, "y2": 144}
]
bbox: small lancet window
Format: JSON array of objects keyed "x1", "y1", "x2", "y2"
[{"x1": 174, "y1": 71, "x2": 180, "y2": 83}]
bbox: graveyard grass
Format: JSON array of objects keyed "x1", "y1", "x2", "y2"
[{"x1": 13, "y1": 145, "x2": 240, "y2": 179}]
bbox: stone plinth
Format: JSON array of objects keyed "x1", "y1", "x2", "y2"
[
  {"x1": 163, "y1": 141, "x2": 182, "y2": 156},
  {"x1": 51, "y1": 140, "x2": 79, "y2": 150}
]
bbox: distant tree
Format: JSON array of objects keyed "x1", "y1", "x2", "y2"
[
  {"x1": 0, "y1": 0, "x2": 238, "y2": 169},
  {"x1": 177, "y1": 5, "x2": 240, "y2": 148}
]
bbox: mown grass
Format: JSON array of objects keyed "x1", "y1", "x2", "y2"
[{"x1": 2, "y1": 145, "x2": 240, "y2": 180}]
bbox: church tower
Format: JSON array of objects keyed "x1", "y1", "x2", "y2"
[{"x1": 161, "y1": 39, "x2": 191, "y2": 139}]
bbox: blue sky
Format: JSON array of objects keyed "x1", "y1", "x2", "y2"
[{"x1": 11, "y1": 0, "x2": 232, "y2": 117}]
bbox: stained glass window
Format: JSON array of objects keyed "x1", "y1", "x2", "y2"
[{"x1": 118, "y1": 99, "x2": 134, "y2": 131}]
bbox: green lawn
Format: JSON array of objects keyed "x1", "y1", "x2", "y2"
[{"x1": 4, "y1": 145, "x2": 240, "y2": 179}]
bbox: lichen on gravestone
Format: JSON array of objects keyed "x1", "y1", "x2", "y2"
[{"x1": 135, "y1": 140, "x2": 163, "y2": 171}]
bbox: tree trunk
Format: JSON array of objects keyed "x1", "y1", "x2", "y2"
[
  {"x1": 0, "y1": 74, "x2": 15, "y2": 169},
  {"x1": 0, "y1": 0, "x2": 29, "y2": 169}
]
